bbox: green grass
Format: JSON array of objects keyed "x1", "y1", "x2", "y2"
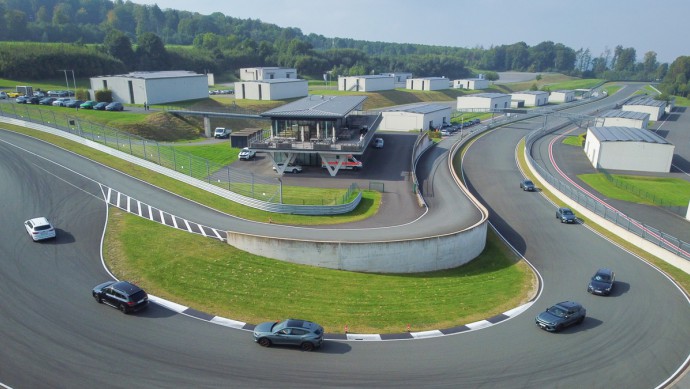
[
  {"x1": 3, "y1": 124, "x2": 380, "y2": 224},
  {"x1": 673, "y1": 95, "x2": 690, "y2": 107},
  {"x1": 578, "y1": 174, "x2": 690, "y2": 206},
  {"x1": 562, "y1": 135, "x2": 584, "y2": 147},
  {"x1": 171, "y1": 142, "x2": 238, "y2": 165},
  {"x1": 105, "y1": 208, "x2": 534, "y2": 334},
  {"x1": 604, "y1": 84, "x2": 623, "y2": 96}
]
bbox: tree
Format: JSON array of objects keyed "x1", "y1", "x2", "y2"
[
  {"x1": 104, "y1": 29, "x2": 135, "y2": 68},
  {"x1": 135, "y1": 32, "x2": 168, "y2": 70},
  {"x1": 642, "y1": 51, "x2": 658, "y2": 75}
]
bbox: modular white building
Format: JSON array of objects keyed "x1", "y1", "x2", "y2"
[
  {"x1": 406, "y1": 77, "x2": 449, "y2": 91},
  {"x1": 239, "y1": 67, "x2": 297, "y2": 81},
  {"x1": 380, "y1": 72, "x2": 412, "y2": 84},
  {"x1": 584, "y1": 126, "x2": 674, "y2": 173},
  {"x1": 234, "y1": 79, "x2": 308, "y2": 100},
  {"x1": 549, "y1": 90, "x2": 575, "y2": 103},
  {"x1": 511, "y1": 91, "x2": 549, "y2": 107},
  {"x1": 594, "y1": 110, "x2": 649, "y2": 129},
  {"x1": 89, "y1": 71, "x2": 208, "y2": 105},
  {"x1": 452, "y1": 78, "x2": 490, "y2": 90},
  {"x1": 338, "y1": 75, "x2": 395, "y2": 92},
  {"x1": 457, "y1": 93, "x2": 511, "y2": 111},
  {"x1": 380, "y1": 103, "x2": 452, "y2": 132},
  {"x1": 622, "y1": 95, "x2": 666, "y2": 121}
]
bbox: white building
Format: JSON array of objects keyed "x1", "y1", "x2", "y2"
[
  {"x1": 89, "y1": 71, "x2": 208, "y2": 105},
  {"x1": 338, "y1": 75, "x2": 395, "y2": 92},
  {"x1": 457, "y1": 93, "x2": 511, "y2": 111},
  {"x1": 511, "y1": 91, "x2": 549, "y2": 107},
  {"x1": 452, "y1": 77, "x2": 490, "y2": 90},
  {"x1": 406, "y1": 77, "x2": 449, "y2": 91},
  {"x1": 380, "y1": 72, "x2": 412, "y2": 84},
  {"x1": 594, "y1": 110, "x2": 649, "y2": 129},
  {"x1": 239, "y1": 67, "x2": 297, "y2": 81},
  {"x1": 622, "y1": 95, "x2": 666, "y2": 121},
  {"x1": 584, "y1": 126, "x2": 674, "y2": 173},
  {"x1": 234, "y1": 79, "x2": 308, "y2": 100},
  {"x1": 549, "y1": 90, "x2": 575, "y2": 103},
  {"x1": 380, "y1": 103, "x2": 452, "y2": 131}
]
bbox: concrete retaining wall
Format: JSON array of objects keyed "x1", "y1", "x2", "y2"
[{"x1": 226, "y1": 222, "x2": 487, "y2": 273}]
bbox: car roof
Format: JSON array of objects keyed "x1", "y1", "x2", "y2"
[
  {"x1": 595, "y1": 268, "x2": 614, "y2": 275},
  {"x1": 27, "y1": 217, "x2": 51, "y2": 226},
  {"x1": 284, "y1": 319, "x2": 319, "y2": 330},
  {"x1": 556, "y1": 301, "x2": 581, "y2": 309},
  {"x1": 112, "y1": 281, "x2": 144, "y2": 295}
]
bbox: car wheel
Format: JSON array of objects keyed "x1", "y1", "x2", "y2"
[
  {"x1": 94, "y1": 294, "x2": 102, "y2": 304},
  {"x1": 119, "y1": 304, "x2": 129, "y2": 314},
  {"x1": 555, "y1": 324, "x2": 563, "y2": 332},
  {"x1": 291, "y1": 168, "x2": 298, "y2": 173},
  {"x1": 258, "y1": 338, "x2": 271, "y2": 347},
  {"x1": 300, "y1": 342, "x2": 315, "y2": 351},
  {"x1": 577, "y1": 316, "x2": 585, "y2": 325}
]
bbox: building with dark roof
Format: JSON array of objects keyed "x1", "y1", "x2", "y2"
[
  {"x1": 621, "y1": 95, "x2": 666, "y2": 121},
  {"x1": 584, "y1": 126, "x2": 674, "y2": 173},
  {"x1": 595, "y1": 110, "x2": 649, "y2": 129}
]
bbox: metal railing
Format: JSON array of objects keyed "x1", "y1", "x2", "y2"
[{"x1": 0, "y1": 103, "x2": 363, "y2": 214}]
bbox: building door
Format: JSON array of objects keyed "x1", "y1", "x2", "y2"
[{"x1": 127, "y1": 81, "x2": 134, "y2": 104}]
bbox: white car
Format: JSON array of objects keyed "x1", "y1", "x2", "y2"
[
  {"x1": 52, "y1": 97, "x2": 70, "y2": 107},
  {"x1": 372, "y1": 138, "x2": 384, "y2": 148},
  {"x1": 238, "y1": 147, "x2": 256, "y2": 160},
  {"x1": 273, "y1": 163, "x2": 303, "y2": 174},
  {"x1": 24, "y1": 217, "x2": 56, "y2": 241}
]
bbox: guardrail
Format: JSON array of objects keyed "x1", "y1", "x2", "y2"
[{"x1": 0, "y1": 103, "x2": 362, "y2": 215}]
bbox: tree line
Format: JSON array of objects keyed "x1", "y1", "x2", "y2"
[{"x1": 0, "y1": 0, "x2": 683, "y2": 94}]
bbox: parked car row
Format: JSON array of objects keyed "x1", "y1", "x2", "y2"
[
  {"x1": 439, "y1": 118, "x2": 482, "y2": 136},
  {"x1": 209, "y1": 89, "x2": 233, "y2": 95}
]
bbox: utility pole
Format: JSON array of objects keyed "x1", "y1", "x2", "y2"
[{"x1": 58, "y1": 69, "x2": 75, "y2": 96}]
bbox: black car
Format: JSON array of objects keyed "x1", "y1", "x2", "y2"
[
  {"x1": 65, "y1": 99, "x2": 84, "y2": 108},
  {"x1": 92, "y1": 280, "x2": 149, "y2": 314},
  {"x1": 25, "y1": 96, "x2": 41, "y2": 104},
  {"x1": 556, "y1": 207, "x2": 577, "y2": 223},
  {"x1": 535, "y1": 301, "x2": 586, "y2": 332},
  {"x1": 93, "y1": 101, "x2": 108, "y2": 110},
  {"x1": 520, "y1": 179, "x2": 536, "y2": 191},
  {"x1": 39, "y1": 97, "x2": 56, "y2": 105},
  {"x1": 105, "y1": 102, "x2": 124, "y2": 111},
  {"x1": 587, "y1": 268, "x2": 615, "y2": 295}
]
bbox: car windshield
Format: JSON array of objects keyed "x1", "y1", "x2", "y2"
[
  {"x1": 594, "y1": 273, "x2": 611, "y2": 282},
  {"x1": 562, "y1": 210, "x2": 573, "y2": 215},
  {"x1": 547, "y1": 306, "x2": 567, "y2": 317},
  {"x1": 34, "y1": 225, "x2": 52, "y2": 231},
  {"x1": 525, "y1": 181, "x2": 533, "y2": 185}
]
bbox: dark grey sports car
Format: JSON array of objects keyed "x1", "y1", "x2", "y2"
[{"x1": 253, "y1": 319, "x2": 324, "y2": 351}]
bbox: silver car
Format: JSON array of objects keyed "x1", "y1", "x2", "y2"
[{"x1": 253, "y1": 319, "x2": 324, "y2": 351}]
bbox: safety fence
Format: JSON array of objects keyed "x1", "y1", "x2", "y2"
[{"x1": 600, "y1": 168, "x2": 688, "y2": 217}]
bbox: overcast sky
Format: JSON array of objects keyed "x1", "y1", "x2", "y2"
[{"x1": 130, "y1": 0, "x2": 688, "y2": 64}]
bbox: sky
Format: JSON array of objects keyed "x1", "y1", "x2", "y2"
[{"x1": 130, "y1": 0, "x2": 689, "y2": 64}]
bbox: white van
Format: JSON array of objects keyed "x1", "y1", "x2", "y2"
[{"x1": 214, "y1": 127, "x2": 231, "y2": 138}]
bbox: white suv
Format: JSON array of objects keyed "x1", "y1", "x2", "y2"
[
  {"x1": 24, "y1": 217, "x2": 56, "y2": 241},
  {"x1": 214, "y1": 127, "x2": 232, "y2": 138},
  {"x1": 238, "y1": 147, "x2": 256, "y2": 160}
]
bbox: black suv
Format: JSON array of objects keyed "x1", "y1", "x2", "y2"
[
  {"x1": 92, "y1": 281, "x2": 149, "y2": 314},
  {"x1": 520, "y1": 179, "x2": 536, "y2": 191},
  {"x1": 535, "y1": 301, "x2": 586, "y2": 332}
]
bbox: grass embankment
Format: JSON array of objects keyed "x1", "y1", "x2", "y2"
[
  {"x1": 105, "y1": 208, "x2": 534, "y2": 334},
  {"x1": 578, "y1": 174, "x2": 690, "y2": 207},
  {"x1": 3, "y1": 124, "x2": 379, "y2": 225}
]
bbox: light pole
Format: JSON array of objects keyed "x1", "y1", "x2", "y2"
[{"x1": 58, "y1": 69, "x2": 75, "y2": 97}]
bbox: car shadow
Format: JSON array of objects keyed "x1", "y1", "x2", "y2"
[
  {"x1": 40, "y1": 229, "x2": 75, "y2": 244},
  {"x1": 604, "y1": 281, "x2": 630, "y2": 297}
]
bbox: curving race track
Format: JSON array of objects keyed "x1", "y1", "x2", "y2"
[{"x1": 1, "y1": 85, "x2": 690, "y2": 388}]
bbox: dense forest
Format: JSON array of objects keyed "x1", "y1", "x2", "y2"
[{"x1": 0, "y1": 0, "x2": 688, "y2": 97}]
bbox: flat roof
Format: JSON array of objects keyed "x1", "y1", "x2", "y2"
[
  {"x1": 512, "y1": 90, "x2": 549, "y2": 95},
  {"x1": 623, "y1": 95, "x2": 666, "y2": 108},
  {"x1": 410, "y1": 77, "x2": 448, "y2": 81},
  {"x1": 236, "y1": 78, "x2": 306, "y2": 84},
  {"x1": 460, "y1": 93, "x2": 510, "y2": 99},
  {"x1": 386, "y1": 103, "x2": 451, "y2": 114},
  {"x1": 93, "y1": 71, "x2": 203, "y2": 79},
  {"x1": 455, "y1": 78, "x2": 488, "y2": 82},
  {"x1": 261, "y1": 95, "x2": 368, "y2": 119},
  {"x1": 598, "y1": 110, "x2": 649, "y2": 120},
  {"x1": 551, "y1": 90, "x2": 574, "y2": 93},
  {"x1": 589, "y1": 126, "x2": 670, "y2": 144}
]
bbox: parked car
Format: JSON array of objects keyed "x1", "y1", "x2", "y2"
[
  {"x1": 238, "y1": 147, "x2": 256, "y2": 160},
  {"x1": 520, "y1": 179, "x2": 536, "y2": 191},
  {"x1": 25, "y1": 96, "x2": 41, "y2": 104},
  {"x1": 80, "y1": 100, "x2": 97, "y2": 109},
  {"x1": 7, "y1": 91, "x2": 21, "y2": 98},
  {"x1": 65, "y1": 99, "x2": 84, "y2": 108},
  {"x1": 535, "y1": 301, "x2": 586, "y2": 332},
  {"x1": 15, "y1": 96, "x2": 28, "y2": 104},
  {"x1": 93, "y1": 102, "x2": 108, "y2": 110},
  {"x1": 47, "y1": 90, "x2": 68, "y2": 97},
  {"x1": 587, "y1": 268, "x2": 615, "y2": 295},
  {"x1": 39, "y1": 97, "x2": 56, "y2": 105},
  {"x1": 214, "y1": 127, "x2": 232, "y2": 139},
  {"x1": 253, "y1": 319, "x2": 324, "y2": 351},
  {"x1": 556, "y1": 207, "x2": 577, "y2": 223},
  {"x1": 105, "y1": 102, "x2": 124, "y2": 111},
  {"x1": 24, "y1": 217, "x2": 56, "y2": 241},
  {"x1": 372, "y1": 137, "x2": 384, "y2": 149},
  {"x1": 92, "y1": 280, "x2": 149, "y2": 314},
  {"x1": 0, "y1": 91, "x2": 7, "y2": 99},
  {"x1": 52, "y1": 97, "x2": 70, "y2": 107},
  {"x1": 273, "y1": 163, "x2": 303, "y2": 173}
]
